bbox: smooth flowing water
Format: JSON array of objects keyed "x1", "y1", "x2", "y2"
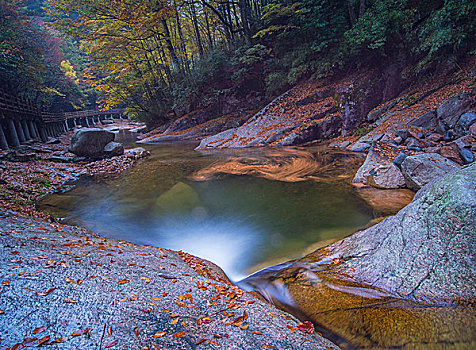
[{"x1": 39, "y1": 142, "x2": 374, "y2": 280}]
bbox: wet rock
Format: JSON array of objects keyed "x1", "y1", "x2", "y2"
[
  {"x1": 0, "y1": 211, "x2": 337, "y2": 350},
  {"x1": 125, "y1": 147, "x2": 150, "y2": 159},
  {"x1": 393, "y1": 136, "x2": 403, "y2": 145},
  {"x1": 100, "y1": 119, "x2": 114, "y2": 125},
  {"x1": 439, "y1": 143, "x2": 463, "y2": 164},
  {"x1": 470, "y1": 122, "x2": 476, "y2": 137},
  {"x1": 6, "y1": 151, "x2": 38, "y2": 162},
  {"x1": 392, "y1": 152, "x2": 407, "y2": 169},
  {"x1": 365, "y1": 163, "x2": 406, "y2": 189},
  {"x1": 47, "y1": 156, "x2": 72, "y2": 163},
  {"x1": 103, "y1": 141, "x2": 124, "y2": 157},
  {"x1": 426, "y1": 133, "x2": 442, "y2": 143},
  {"x1": 395, "y1": 130, "x2": 411, "y2": 141},
  {"x1": 155, "y1": 182, "x2": 201, "y2": 214},
  {"x1": 367, "y1": 99, "x2": 400, "y2": 123},
  {"x1": 329, "y1": 140, "x2": 351, "y2": 149},
  {"x1": 348, "y1": 141, "x2": 371, "y2": 152},
  {"x1": 454, "y1": 136, "x2": 474, "y2": 150},
  {"x1": 436, "y1": 92, "x2": 473, "y2": 125},
  {"x1": 409, "y1": 110, "x2": 438, "y2": 128},
  {"x1": 442, "y1": 129, "x2": 456, "y2": 142},
  {"x1": 435, "y1": 123, "x2": 446, "y2": 135},
  {"x1": 46, "y1": 137, "x2": 61, "y2": 144},
  {"x1": 455, "y1": 111, "x2": 476, "y2": 135},
  {"x1": 459, "y1": 148, "x2": 474, "y2": 164},
  {"x1": 401, "y1": 153, "x2": 459, "y2": 190},
  {"x1": 69, "y1": 128, "x2": 115, "y2": 158}
]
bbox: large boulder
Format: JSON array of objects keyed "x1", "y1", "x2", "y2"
[
  {"x1": 327, "y1": 163, "x2": 476, "y2": 302},
  {"x1": 401, "y1": 153, "x2": 459, "y2": 190},
  {"x1": 436, "y1": 92, "x2": 473, "y2": 125},
  {"x1": 69, "y1": 128, "x2": 115, "y2": 158},
  {"x1": 353, "y1": 149, "x2": 405, "y2": 189}
]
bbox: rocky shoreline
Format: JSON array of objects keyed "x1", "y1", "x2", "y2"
[
  {"x1": 0, "y1": 121, "x2": 340, "y2": 349},
  {"x1": 1, "y1": 101, "x2": 475, "y2": 348}
]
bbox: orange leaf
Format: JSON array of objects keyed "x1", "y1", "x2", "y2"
[
  {"x1": 118, "y1": 279, "x2": 130, "y2": 284},
  {"x1": 170, "y1": 318, "x2": 179, "y2": 325},
  {"x1": 152, "y1": 331, "x2": 165, "y2": 338},
  {"x1": 195, "y1": 338, "x2": 207, "y2": 345},
  {"x1": 37, "y1": 335, "x2": 50, "y2": 346},
  {"x1": 173, "y1": 332, "x2": 186, "y2": 338},
  {"x1": 262, "y1": 345, "x2": 276, "y2": 349},
  {"x1": 0, "y1": 309, "x2": 4, "y2": 314},
  {"x1": 55, "y1": 337, "x2": 68, "y2": 343},
  {"x1": 37, "y1": 288, "x2": 56, "y2": 296},
  {"x1": 64, "y1": 298, "x2": 78, "y2": 303},
  {"x1": 105, "y1": 340, "x2": 118, "y2": 348},
  {"x1": 297, "y1": 321, "x2": 315, "y2": 334},
  {"x1": 33, "y1": 326, "x2": 47, "y2": 334},
  {"x1": 251, "y1": 331, "x2": 263, "y2": 335}
]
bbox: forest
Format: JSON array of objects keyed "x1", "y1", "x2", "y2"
[{"x1": 1, "y1": 0, "x2": 474, "y2": 124}]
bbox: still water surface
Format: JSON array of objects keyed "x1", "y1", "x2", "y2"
[{"x1": 39, "y1": 142, "x2": 373, "y2": 280}]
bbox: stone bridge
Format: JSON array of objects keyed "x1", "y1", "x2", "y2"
[{"x1": 0, "y1": 90, "x2": 126, "y2": 150}]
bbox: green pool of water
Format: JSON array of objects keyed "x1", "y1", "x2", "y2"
[{"x1": 39, "y1": 142, "x2": 373, "y2": 279}]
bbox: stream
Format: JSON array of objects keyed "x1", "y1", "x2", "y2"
[
  {"x1": 39, "y1": 141, "x2": 474, "y2": 349},
  {"x1": 39, "y1": 142, "x2": 375, "y2": 280}
]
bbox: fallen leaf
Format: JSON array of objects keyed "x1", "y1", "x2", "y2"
[
  {"x1": 118, "y1": 279, "x2": 130, "y2": 284},
  {"x1": 297, "y1": 321, "x2": 315, "y2": 334},
  {"x1": 55, "y1": 337, "x2": 68, "y2": 343},
  {"x1": 64, "y1": 298, "x2": 78, "y2": 303},
  {"x1": 0, "y1": 309, "x2": 4, "y2": 314},
  {"x1": 251, "y1": 331, "x2": 263, "y2": 335},
  {"x1": 173, "y1": 332, "x2": 186, "y2": 338},
  {"x1": 195, "y1": 338, "x2": 207, "y2": 345},
  {"x1": 37, "y1": 288, "x2": 56, "y2": 296},
  {"x1": 33, "y1": 326, "x2": 47, "y2": 334},
  {"x1": 105, "y1": 340, "x2": 118, "y2": 348},
  {"x1": 170, "y1": 318, "x2": 179, "y2": 325},
  {"x1": 37, "y1": 335, "x2": 50, "y2": 346},
  {"x1": 140, "y1": 277, "x2": 151, "y2": 283},
  {"x1": 1, "y1": 281, "x2": 9, "y2": 286},
  {"x1": 262, "y1": 345, "x2": 276, "y2": 349},
  {"x1": 152, "y1": 331, "x2": 165, "y2": 338}
]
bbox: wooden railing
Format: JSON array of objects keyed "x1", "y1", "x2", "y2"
[
  {"x1": 0, "y1": 90, "x2": 124, "y2": 123},
  {"x1": 0, "y1": 90, "x2": 40, "y2": 116}
]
